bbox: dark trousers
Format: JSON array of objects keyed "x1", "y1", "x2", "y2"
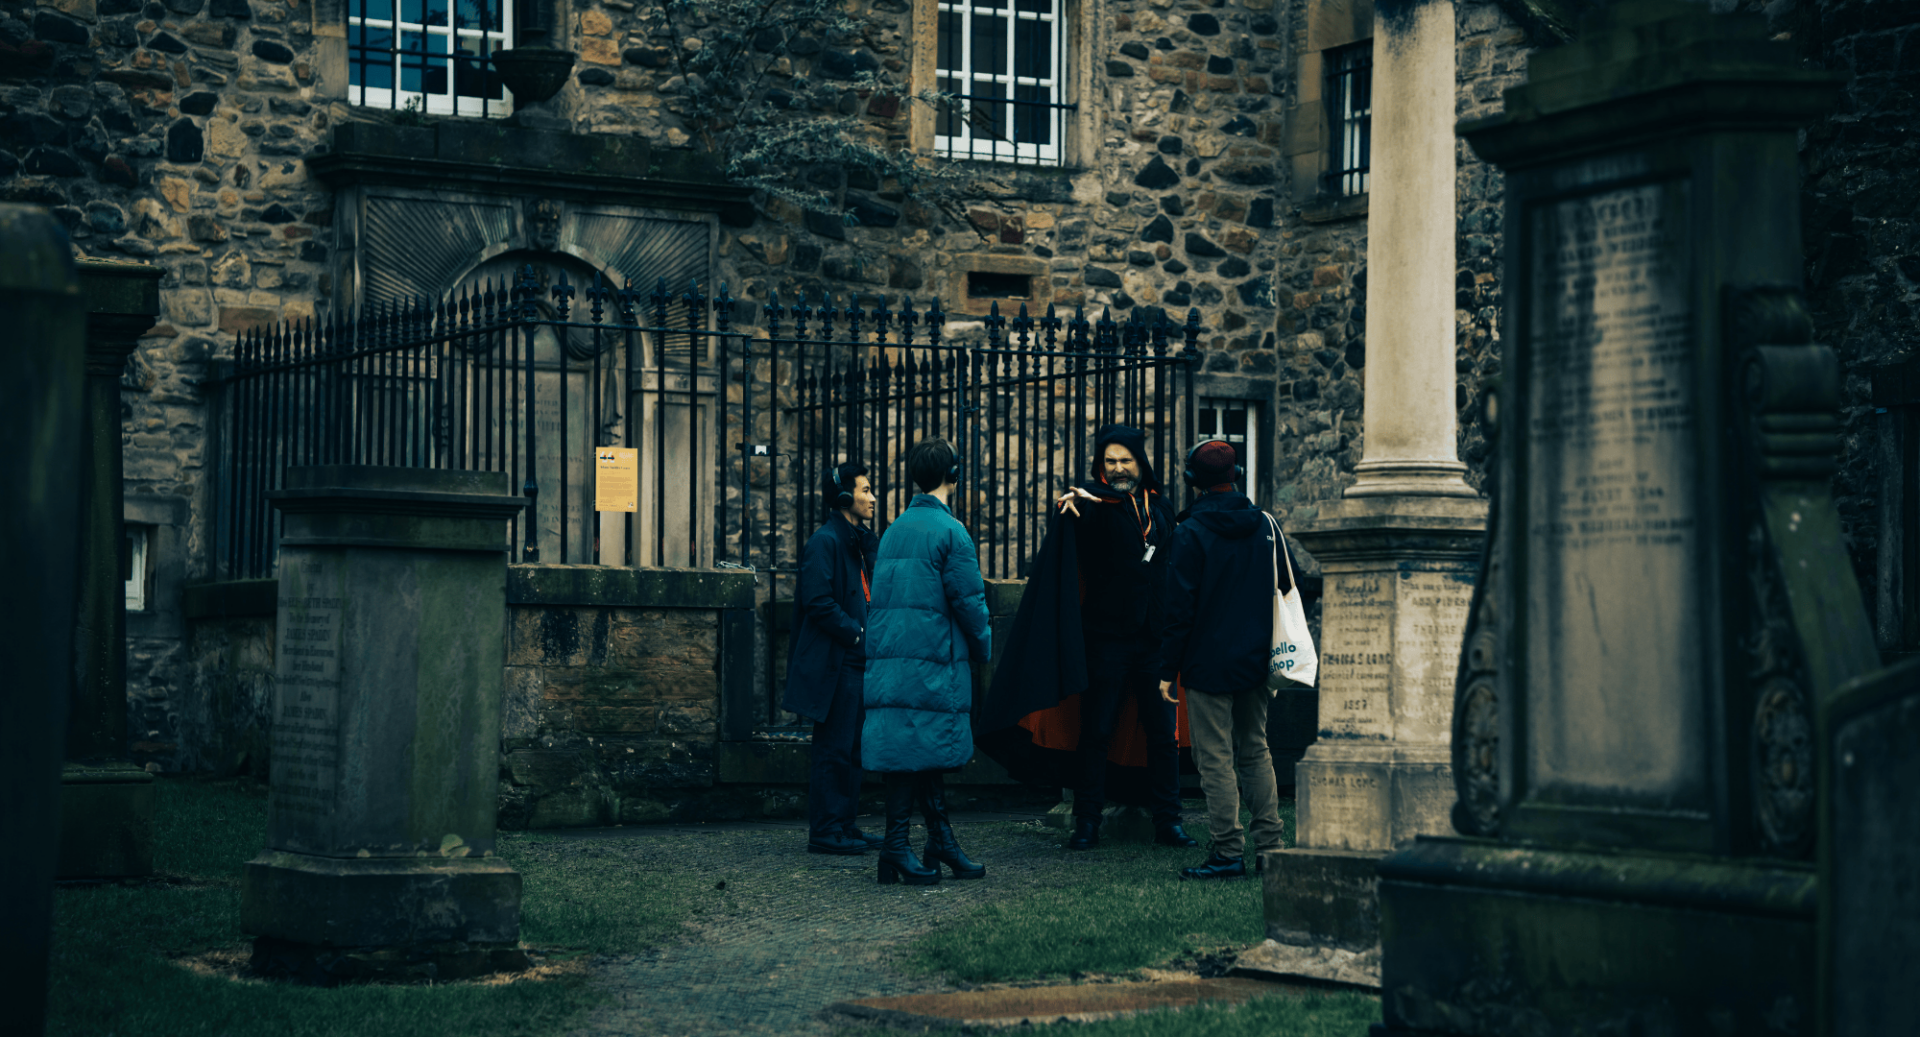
[
  {"x1": 808, "y1": 664, "x2": 865, "y2": 839},
  {"x1": 1076, "y1": 633, "x2": 1181, "y2": 825}
]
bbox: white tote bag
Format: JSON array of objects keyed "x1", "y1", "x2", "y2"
[{"x1": 1265, "y1": 513, "x2": 1318, "y2": 692}]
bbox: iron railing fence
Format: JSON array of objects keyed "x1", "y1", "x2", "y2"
[{"x1": 209, "y1": 264, "x2": 1203, "y2": 584}]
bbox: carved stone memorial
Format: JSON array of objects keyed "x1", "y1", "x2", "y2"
[
  {"x1": 240, "y1": 465, "x2": 528, "y2": 983},
  {"x1": 1373, "y1": 4, "x2": 1866, "y2": 1033}
]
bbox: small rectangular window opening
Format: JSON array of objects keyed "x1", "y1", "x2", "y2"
[
  {"x1": 968, "y1": 271, "x2": 1031, "y2": 299},
  {"x1": 124, "y1": 525, "x2": 151, "y2": 612},
  {"x1": 1324, "y1": 40, "x2": 1372, "y2": 198}
]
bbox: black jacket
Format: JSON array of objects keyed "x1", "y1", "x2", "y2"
[
  {"x1": 1065, "y1": 424, "x2": 1174, "y2": 638},
  {"x1": 1157, "y1": 491, "x2": 1291, "y2": 693},
  {"x1": 780, "y1": 512, "x2": 876, "y2": 723}
]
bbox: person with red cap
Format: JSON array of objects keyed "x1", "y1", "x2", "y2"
[{"x1": 1156, "y1": 440, "x2": 1290, "y2": 880}]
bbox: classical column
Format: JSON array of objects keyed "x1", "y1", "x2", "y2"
[
  {"x1": 58, "y1": 260, "x2": 164, "y2": 880},
  {"x1": 1348, "y1": 0, "x2": 1474, "y2": 500},
  {"x1": 0, "y1": 205, "x2": 85, "y2": 1037},
  {"x1": 242, "y1": 466, "x2": 529, "y2": 983},
  {"x1": 1239, "y1": 0, "x2": 1486, "y2": 988}
]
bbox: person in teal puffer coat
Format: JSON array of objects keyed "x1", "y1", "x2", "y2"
[{"x1": 862, "y1": 438, "x2": 993, "y2": 885}]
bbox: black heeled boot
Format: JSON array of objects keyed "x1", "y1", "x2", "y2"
[
  {"x1": 917, "y1": 774, "x2": 985, "y2": 880},
  {"x1": 877, "y1": 774, "x2": 940, "y2": 886}
]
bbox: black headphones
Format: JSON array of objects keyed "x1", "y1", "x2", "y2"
[
  {"x1": 948, "y1": 453, "x2": 964, "y2": 486},
  {"x1": 828, "y1": 463, "x2": 856, "y2": 510},
  {"x1": 1182, "y1": 441, "x2": 1243, "y2": 485}
]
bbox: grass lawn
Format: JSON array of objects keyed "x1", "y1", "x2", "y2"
[
  {"x1": 45, "y1": 777, "x2": 710, "y2": 1037},
  {"x1": 910, "y1": 800, "x2": 1297, "y2": 983}
]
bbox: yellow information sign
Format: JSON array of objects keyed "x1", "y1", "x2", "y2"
[{"x1": 595, "y1": 447, "x2": 638, "y2": 512}]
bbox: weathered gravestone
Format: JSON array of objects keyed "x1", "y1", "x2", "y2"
[
  {"x1": 0, "y1": 205, "x2": 84, "y2": 1037},
  {"x1": 1373, "y1": 3, "x2": 1864, "y2": 1033},
  {"x1": 58, "y1": 259, "x2": 165, "y2": 881},
  {"x1": 241, "y1": 465, "x2": 528, "y2": 983},
  {"x1": 1820, "y1": 657, "x2": 1920, "y2": 1037}
]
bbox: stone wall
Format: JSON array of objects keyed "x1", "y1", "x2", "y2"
[{"x1": 1776, "y1": 0, "x2": 1920, "y2": 633}]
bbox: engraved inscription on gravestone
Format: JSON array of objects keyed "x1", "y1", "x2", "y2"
[
  {"x1": 1525, "y1": 179, "x2": 1706, "y2": 808},
  {"x1": 1320, "y1": 574, "x2": 1393, "y2": 738},
  {"x1": 273, "y1": 559, "x2": 344, "y2": 834},
  {"x1": 1395, "y1": 572, "x2": 1473, "y2": 745}
]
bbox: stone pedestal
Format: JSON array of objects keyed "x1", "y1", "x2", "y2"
[
  {"x1": 1249, "y1": 498, "x2": 1483, "y2": 987},
  {"x1": 1375, "y1": 5, "x2": 1859, "y2": 1034},
  {"x1": 240, "y1": 465, "x2": 528, "y2": 984},
  {"x1": 57, "y1": 259, "x2": 163, "y2": 881},
  {"x1": 0, "y1": 205, "x2": 85, "y2": 1037}
]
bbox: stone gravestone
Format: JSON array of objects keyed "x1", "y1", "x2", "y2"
[
  {"x1": 241, "y1": 465, "x2": 528, "y2": 982},
  {"x1": 1372, "y1": 3, "x2": 1863, "y2": 1033},
  {"x1": 59, "y1": 259, "x2": 164, "y2": 880},
  {"x1": 1820, "y1": 658, "x2": 1920, "y2": 1037},
  {"x1": 0, "y1": 205, "x2": 84, "y2": 1037}
]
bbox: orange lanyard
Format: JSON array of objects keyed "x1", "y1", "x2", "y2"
[{"x1": 860, "y1": 567, "x2": 870, "y2": 603}]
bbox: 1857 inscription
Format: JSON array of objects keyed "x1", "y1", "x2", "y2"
[
  {"x1": 1525, "y1": 179, "x2": 1704, "y2": 802},
  {"x1": 274, "y1": 560, "x2": 343, "y2": 821}
]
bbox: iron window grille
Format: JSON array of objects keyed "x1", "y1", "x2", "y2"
[
  {"x1": 1324, "y1": 40, "x2": 1371, "y2": 198},
  {"x1": 349, "y1": 0, "x2": 514, "y2": 118},
  {"x1": 935, "y1": 0, "x2": 1072, "y2": 166},
  {"x1": 1197, "y1": 397, "x2": 1259, "y2": 501}
]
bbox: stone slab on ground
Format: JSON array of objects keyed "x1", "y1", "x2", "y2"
[
  {"x1": 1230, "y1": 938, "x2": 1380, "y2": 991},
  {"x1": 824, "y1": 976, "x2": 1303, "y2": 1028}
]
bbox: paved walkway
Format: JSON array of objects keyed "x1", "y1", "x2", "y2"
[{"x1": 546, "y1": 813, "x2": 1144, "y2": 1037}]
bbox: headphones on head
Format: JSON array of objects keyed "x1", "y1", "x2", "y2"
[
  {"x1": 948, "y1": 452, "x2": 964, "y2": 486},
  {"x1": 829, "y1": 465, "x2": 854, "y2": 510},
  {"x1": 1183, "y1": 441, "x2": 1244, "y2": 485}
]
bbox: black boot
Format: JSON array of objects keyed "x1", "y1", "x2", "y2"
[
  {"x1": 1154, "y1": 822, "x2": 1199, "y2": 848},
  {"x1": 1067, "y1": 816, "x2": 1100, "y2": 851},
  {"x1": 1178, "y1": 851, "x2": 1247, "y2": 880},
  {"x1": 918, "y1": 775, "x2": 985, "y2": 879},
  {"x1": 877, "y1": 774, "x2": 940, "y2": 886}
]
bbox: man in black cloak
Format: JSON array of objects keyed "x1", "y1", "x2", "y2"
[{"x1": 979, "y1": 424, "x2": 1198, "y2": 851}]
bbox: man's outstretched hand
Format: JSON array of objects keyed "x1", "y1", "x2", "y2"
[
  {"x1": 1055, "y1": 486, "x2": 1098, "y2": 518},
  {"x1": 1159, "y1": 679, "x2": 1176, "y2": 704}
]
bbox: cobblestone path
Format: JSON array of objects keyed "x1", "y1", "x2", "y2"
[{"x1": 549, "y1": 813, "x2": 1114, "y2": 1037}]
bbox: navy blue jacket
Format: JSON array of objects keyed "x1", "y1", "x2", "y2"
[
  {"x1": 780, "y1": 512, "x2": 876, "y2": 723},
  {"x1": 861, "y1": 495, "x2": 992, "y2": 773},
  {"x1": 1158, "y1": 491, "x2": 1290, "y2": 693}
]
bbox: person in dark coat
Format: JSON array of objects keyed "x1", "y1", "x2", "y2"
[
  {"x1": 781, "y1": 462, "x2": 881, "y2": 855},
  {"x1": 861, "y1": 438, "x2": 993, "y2": 885},
  {"x1": 1049, "y1": 425, "x2": 1196, "y2": 851},
  {"x1": 1156, "y1": 440, "x2": 1289, "y2": 880}
]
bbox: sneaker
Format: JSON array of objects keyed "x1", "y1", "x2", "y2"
[
  {"x1": 1066, "y1": 817, "x2": 1100, "y2": 851},
  {"x1": 1178, "y1": 852, "x2": 1247, "y2": 880}
]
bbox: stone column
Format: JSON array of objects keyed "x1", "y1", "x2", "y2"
[
  {"x1": 58, "y1": 259, "x2": 164, "y2": 880},
  {"x1": 242, "y1": 465, "x2": 528, "y2": 983},
  {"x1": 0, "y1": 206, "x2": 84, "y2": 1037},
  {"x1": 1241, "y1": 0, "x2": 1487, "y2": 987},
  {"x1": 1348, "y1": 0, "x2": 1474, "y2": 501}
]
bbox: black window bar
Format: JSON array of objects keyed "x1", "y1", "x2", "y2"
[
  {"x1": 934, "y1": 93, "x2": 1078, "y2": 167},
  {"x1": 348, "y1": 0, "x2": 511, "y2": 118},
  {"x1": 1324, "y1": 40, "x2": 1372, "y2": 198}
]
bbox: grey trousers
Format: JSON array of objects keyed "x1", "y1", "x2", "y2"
[{"x1": 1185, "y1": 685, "x2": 1285, "y2": 860}]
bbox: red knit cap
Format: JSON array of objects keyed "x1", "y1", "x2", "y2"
[{"x1": 1186, "y1": 440, "x2": 1241, "y2": 488}]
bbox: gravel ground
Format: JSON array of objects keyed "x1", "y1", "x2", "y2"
[{"x1": 525, "y1": 812, "x2": 1161, "y2": 1037}]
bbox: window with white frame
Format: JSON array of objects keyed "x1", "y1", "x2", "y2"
[
  {"x1": 1324, "y1": 40, "x2": 1371, "y2": 197},
  {"x1": 1197, "y1": 398, "x2": 1261, "y2": 502},
  {"x1": 349, "y1": 0, "x2": 514, "y2": 118},
  {"x1": 124, "y1": 525, "x2": 151, "y2": 612},
  {"x1": 935, "y1": 0, "x2": 1068, "y2": 166}
]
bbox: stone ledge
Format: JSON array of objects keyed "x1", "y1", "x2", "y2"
[
  {"x1": 241, "y1": 851, "x2": 522, "y2": 947},
  {"x1": 509, "y1": 564, "x2": 755, "y2": 609},
  {"x1": 1260, "y1": 846, "x2": 1381, "y2": 951}
]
